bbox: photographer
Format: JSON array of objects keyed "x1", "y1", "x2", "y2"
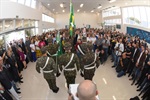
[{"x1": 112, "y1": 38, "x2": 124, "y2": 68}]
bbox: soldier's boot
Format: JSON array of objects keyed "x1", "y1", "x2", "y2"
[
  {"x1": 80, "y1": 71, "x2": 84, "y2": 77},
  {"x1": 52, "y1": 87, "x2": 59, "y2": 93}
]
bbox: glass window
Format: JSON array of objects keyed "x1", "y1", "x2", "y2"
[
  {"x1": 24, "y1": 19, "x2": 29, "y2": 27},
  {"x1": 30, "y1": 20, "x2": 35, "y2": 27},
  {"x1": 31, "y1": 0, "x2": 36, "y2": 9},
  {"x1": 139, "y1": 7, "x2": 148, "y2": 27},
  {"x1": 35, "y1": 21, "x2": 38, "y2": 27},
  {"x1": 16, "y1": 19, "x2": 23, "y2": 28},
  {"x1": 25, "y1": 0, "x2": 31, "y2": 7},
  {"x1": 18, "y1": 0, "x2": 25, "y2": 5},
  {"x1": 0, "y1": 21, "x2": 3, "y2": 32},
  {"x1": 132, "y1": 7, "x2": 141, "y2": 25},
  {"x1": 122, "y1": 8, "x2": 128, "y2": 24},
  {"x1": 4, "y1": 19, "x2": 14, "y2": 31},
  {"x1": 145, "y1": 7, "x2": 150, "y2": 28},
  {"x1": 127, "y1": 7, "x2": 135, "y2": 25}
]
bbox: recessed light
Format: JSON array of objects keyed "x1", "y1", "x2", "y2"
[
  {"x1": 97, "y1": 4, "x2": 102, "y2": 9},
  {"x1": 53, "y1": 9, "x2": 55, "y2": 11},
  {"x1": 91, "y1": 10, "x2": 94, "y2": 12},
  {"x1": 80, "y1": 4, "x2": 84, "y2": 8},
  {"x1": 62, "y1": 10, "x2": 65, "y2": 12},
  {"x1": 60, "y1": 3, "x2": 64, "y2": 8},
  {"x1": 109, "y1": 0, "x2": 116, "y2": 3},
  {"x1": 48, "y1": 4, "x2": 50, "y2": 6},
  {"x1": 77, "y1": 9, "x2": 80, "y2": 12}
]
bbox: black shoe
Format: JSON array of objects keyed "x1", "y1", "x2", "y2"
[
  {"x1": 80, "y1": 72, "x2": 84, "y2": 77},
  {"x1": 136, "y1": 88, "x2": 141, "y2": 91},
  {"x1": 19, "y1": 80, "x2": 23, "y2": 83},
  {"x1": 135, "y1": 83, "x2": 138, "y2": 85},
  {"x1": 129, "y1": 78, "x2": 133, "y2": 80},
  {"x1": 131, "y1": 82, "x2": 134, "y2": 85},
  {"x1": 53, "y1": 87, "x2": 59, "y2": 93},
  {"x1": 17, "y1": 88, "x2": 20, "y2": 90},
  {"x1": 112, "y1": 66, "x2": 115, "y2": 68},
  {"x1": 137, "y1": 85, "x2": 140, "y2": 88},
  {"x1": 17, "y1": 91, "x2": 21, "y2": 94}
]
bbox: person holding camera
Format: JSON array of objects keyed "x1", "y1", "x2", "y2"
[{"x1": 112, "y1": 38, "x2": 124, "y2": 68}]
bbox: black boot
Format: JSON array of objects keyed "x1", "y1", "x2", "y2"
[{"x1": 52, "y1": 87, "x2": 59, "y2": 93}]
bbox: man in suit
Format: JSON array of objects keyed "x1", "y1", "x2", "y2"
[
  {"x1": 128, "y1": 43, "x2": 140, "y2": 77},
  {"x1": 131, "y1": 45, "x2": 146, "y2": 85}
]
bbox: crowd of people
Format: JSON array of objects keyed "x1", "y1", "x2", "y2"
[{"x1": 0, "y1": 27, "x2": 150, "y2": 100}]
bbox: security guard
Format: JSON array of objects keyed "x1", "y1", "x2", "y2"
[
  {"x1": 58, "y1": 42, "x2": 80, "y2": 89},
  {"x1": 36, "y1": 47, "x2": 59, "y2": 93}
]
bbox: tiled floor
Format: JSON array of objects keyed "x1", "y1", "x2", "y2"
[{"x1": 19, "y1": 57, "x2": 140, "y2": 100}]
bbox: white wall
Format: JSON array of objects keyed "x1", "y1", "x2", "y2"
[
  {"x1": 55, "y1": 13, "x2": 102, "y2": 29},
  {"x1": 0, "y1": 0, "x2": 56, "y2": 34}
]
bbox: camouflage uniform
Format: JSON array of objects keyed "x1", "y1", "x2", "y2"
[
  {"x1": 36, "y1": 47, "x2": 59, "y2": 93},
  {"x1": 81, "y1": 52, "x2": 99, "y2": 80},
  {"x1": 58, "y1": 42, "x2": 80, "y2": 88},
  {"x1": 80, "y1": 44, "x2": 100, "y2": 80}
]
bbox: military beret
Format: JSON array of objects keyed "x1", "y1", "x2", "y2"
[
  {"x1": 41, "y1": 47, "x2": 47, "y2": 54},
  {"x1": 64, "y1": 42, "x2": 72, "y2": 49}
]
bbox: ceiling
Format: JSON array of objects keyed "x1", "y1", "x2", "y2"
[{"x1": 40, "y1": 0, "x2": 150, "y2": 14}]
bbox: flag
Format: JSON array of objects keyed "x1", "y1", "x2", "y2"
[
  {"x1": 56, "y1": 31, "x2": 63, "y2": 56},
  {"x1": 69, "y1": 0, "x2": 75, "y2": 37}
]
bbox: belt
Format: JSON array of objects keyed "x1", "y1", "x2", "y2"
[
  {"x1": 43, "y1": 70, "x2": 53, "y2": 73},
  {"x1": 64, "y1": 68, "x2": 75, "y2": 71},
  {"x1": 84, "y1": 65, "x2": 95, "y2": 70}
]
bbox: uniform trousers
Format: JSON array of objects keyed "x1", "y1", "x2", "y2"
[
  {"x1": 45, "y1": 78, "x2": 58, "y2": 92},
  {"x1": 84, "y1": 68, "x2": 95, "y2": 81},
  {"x1": 65, "y1": 76, "x2": 75, "y2": 89}
]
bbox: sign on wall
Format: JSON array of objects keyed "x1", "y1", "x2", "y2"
[{"x1": 127, "y1": 27, "x2": 150, "y2": 43}]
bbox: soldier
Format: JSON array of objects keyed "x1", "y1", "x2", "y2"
[
  {"x1": 36, "y1": 47, "x2": 59, "y2": 93},
  {"x1": 81, "y1": 43, "x2": 100, "y2": 80},
  {"x1": 58, "y1": 42, "x2": 80, "y2": 89}
]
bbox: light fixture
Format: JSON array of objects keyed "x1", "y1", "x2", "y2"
[
  {"x1": 47, "y1": 4, "x2": 50, "y2": 6},
  {"x1": 80, "y1": 4, "x2": 84, "y2": 8},
  {"x1": 125, "y1": 2, "x2": 128, "y2": 5},
  {"x1": 77, "y1": 9, "x2": 80, "y2": 12},
  {"x1": 53, "y1": 9, "x2": 55, "y2": 11},
  {"x1": 109, "y1": 0, "x2": 116, "y2": 3},
  {"x1": 60, "y1": 3, "x2": 64, "y2": 8},
  {"x1": 62, "y1": 10, "x2": 65, "y2": 12},
  {"x1": 91, "y1": 10, "x2": 94, "y2": 12},
  {"x1": 97, "y1": 4, "x2": 102, "y2": 9}
]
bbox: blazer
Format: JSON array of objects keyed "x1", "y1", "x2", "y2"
[{"x1": 136, "y1": 51, "x2": 146, "y2": 68}]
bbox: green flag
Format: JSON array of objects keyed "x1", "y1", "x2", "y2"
[
  {"x1": 69, "y1": 0, "x2": 75, "y2": 37},
  {"x1": 56, "y1": 31, "x2": 63, "y2": 56}
]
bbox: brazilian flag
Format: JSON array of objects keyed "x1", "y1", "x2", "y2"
[{"x1": 69, "y1": 0, "x2": 75, "y2": 37}]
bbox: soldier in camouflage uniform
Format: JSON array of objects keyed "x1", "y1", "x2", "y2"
[
  {"x1": 81, "y1": 43, "x2": 100, "y2": 80},
  {"x1": 36, "y1": 47, "x2": 59, "y2": 93},
  {"x1": 58, "y1": 42, "x2": 80, "y2": 89}
]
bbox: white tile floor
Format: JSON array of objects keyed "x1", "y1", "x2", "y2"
[{"x1": 19, "y1": 57, "x2": 140, "y2": 100}]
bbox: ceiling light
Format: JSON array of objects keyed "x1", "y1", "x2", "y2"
[
  {"x1": 47, "y1": 4, "x2": 50, "y2": 6},
  {"x1": 91, "y1": 10, "x2": 94, "y2": 12},
  {"x1": 77, "y1": 9, "x2": 80, "y2": 12},
  {"x1": 53, "y1": 9, "x2": 55, "y2": 11},
  {"x1": 60, "y1": 3, "x2": 64, "y2": 8},
  {"x1": 97, "y1": 4, "x2": 102, "y2": 9},
  {"x1": 62, "y1": 10, "x2": 65, "y2": 12},
  {"x1": 80, "y1": 4, "x2": 84, "y2": 8},
  {"x1": 109, "y1": 0, "x2": 116, "y2": 3}
]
